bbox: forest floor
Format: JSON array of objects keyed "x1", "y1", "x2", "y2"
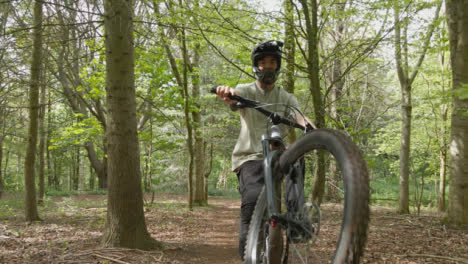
[{"x1": 0, "y1": 193, "x2": 468, "y2": 264}]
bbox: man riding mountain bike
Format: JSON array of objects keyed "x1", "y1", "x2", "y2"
[{"x1": 214, "y1": 40, "x2": 311, "y2": 260}]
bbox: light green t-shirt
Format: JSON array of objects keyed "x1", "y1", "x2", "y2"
[{"x1": 231, "y1": 82, "x2": 299, "y2": 171}]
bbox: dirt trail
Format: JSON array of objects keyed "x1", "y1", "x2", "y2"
[
  {"x1": 157, "y1": 197, "x2": 243, "y2": 264},
  {"x1": 1, "y1": 194, "x2": 468, "y2": 263}
]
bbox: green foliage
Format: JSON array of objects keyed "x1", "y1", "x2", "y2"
[{"x1": 49, "y1": 115, "x2": 104, "y2": 150}]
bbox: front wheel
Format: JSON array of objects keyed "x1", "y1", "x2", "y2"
[{"x1": 244, "y1": 129, "x2": 370, "y2": 264}]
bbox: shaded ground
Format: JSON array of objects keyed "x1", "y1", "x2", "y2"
[{"x1": 0, "y1": 193, "x2": 467, "y2": 263}]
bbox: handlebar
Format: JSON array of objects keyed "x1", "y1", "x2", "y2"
[{"x1": 210, "y1": 87, "x2": 313, "y2": 132}]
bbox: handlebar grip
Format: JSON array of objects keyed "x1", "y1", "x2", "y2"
[
  {"x1": 210, "y1": 87, "x2": 218, "y2": 94},
  {"x1": 210, "y1": 86, "x2": 237, "y2": 100}
]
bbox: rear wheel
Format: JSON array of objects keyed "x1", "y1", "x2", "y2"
[{"x1": 244, "y1": 129, "x2": 369, "y2": 264}]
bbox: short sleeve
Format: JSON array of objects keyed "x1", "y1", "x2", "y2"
[
  {"x1": 288, "y1": 94, "x2": 299, "y2": 109},
  {"x1": 234, "y1": 83, "x2": 250, "y2": 98}
]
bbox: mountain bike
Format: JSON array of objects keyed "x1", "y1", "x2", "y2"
[{"x1": 211, "y1": 88, "x2": 370, "y2": 264}]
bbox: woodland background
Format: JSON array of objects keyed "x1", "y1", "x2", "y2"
[{"x1": 0, "y1": 0, "x2": 467, "y2": 253}]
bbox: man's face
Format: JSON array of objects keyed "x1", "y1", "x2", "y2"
[{"x1": 257, "y1": 56, "x2": 278, "y2": 71}]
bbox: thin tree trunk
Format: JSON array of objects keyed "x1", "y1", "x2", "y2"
[
  {"x1": 46, "y1": 93, "x2": 52, "y2": 188},
  {"x1": 89, "y1": 165, "x2": 95, "y2": 190},
  {"x1": 154, "y1": 0, "x2": 194, "y2": 209},
  {"x1": 327, "y1": 0, "x2": 346, "y2": 202},
  {"x1": 24, "y1": 0, "x2": 42, "y2": 222},
  {"x1": 438, "y1": 105, "x2": 448, "y2": 211},
  {"x1": 38, "y1": 71, "x2": 46, "y2": 204},
  {"x1": 52, "y1": 155, "x2": 58, "y2": 189},
  {"x1": 192, "y1": 43, "x2": 206, "y2": 206},
  {"x1": 298, "y1": 0, "x2": 326, "y2": 205},
  {"x1": 438, "y1": 49, "x2": 448, "y2": 212},
  {"x1": 394, "y1": 2, "x2": 441, "y2": 214},
  {"x1": 148, "y1": 117, "x2": 153, "y2": 191},
  {"x1": 74, "y1": 146, "x2": 80, "y2": 191},
  {"x1": 204, "y1": 142, "x2": 213, "y2": 202},
  {"x1": 0, "y1": 137, "x2": 4, "y2": 199},
  {"x1": 446, "y1": 0, "x2": 468, "y2": 225},
  {"x1": 283, "y1": 0, "x2": 296, "y2": 144},
  {"x1": 181, "y1": 25, "x2": 194, "y2": 211}
]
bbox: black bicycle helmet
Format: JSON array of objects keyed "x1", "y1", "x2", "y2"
[{"x1": 251, "y1": 40, "x2": 283, "y2": 85}]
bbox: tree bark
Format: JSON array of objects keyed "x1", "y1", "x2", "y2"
[
  {"x1": 0, "y1": 103, "x2": 4, "y2": 198},
  {"x1": 446, "y1": 0, "x2": 468, "y2": 225},
  {"x1": 0, "y1": 137, "x2": 4, "y2": 199},
  {"x1": 283, "y1": 0, "x2": 296, "y2": 144},
  {"x1": 154, "y1": 0, "x2": 194, "y2": 209},
  {"x1": 191, "y1": 32, "x2": 206, "y2": 205},
  {"x1": 181, "y1": 24, "x2": 194, "y2": 211},
  {"x1": 326, "y1": 0, "x2": 346, "y2": 202},
  {"x1": 46, "y1": 93, "x2": 53, "y2": 188},
  {"x1": 192, "y1": 45, "x2": 206, "y2": 206},
  {"x1": 38, "y1": 71, "x2": 46, "y2": 204},
  {"x1": 438, "y1": 104, "x2": 447, "y2": 211},
  {"x1": 394, "y1": 2, "x2": 441, "y2": 214},
  {"x1": 24, "y1": 0, "x2": 42, "y2": 222},
  {"x1": 298, "y1": 0, "x2": 326, "y2": 205},
  {"x1": 438, "y1": 49, "x2": 448, "y2": 212},
  {"x1": 101, "y1": 0, "x2": 159, "y2": 249},
  {"x1": 204, "y1": 142, "x2": 213, "y2": 202}
]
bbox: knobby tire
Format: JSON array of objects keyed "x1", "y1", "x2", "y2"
[{"x1": 244, "y1": 129, "x2": 370, "y2": 264}]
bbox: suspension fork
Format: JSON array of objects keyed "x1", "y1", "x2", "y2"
[{"x1": 262, "y1": 132, "x2": 284, "y2": 220}]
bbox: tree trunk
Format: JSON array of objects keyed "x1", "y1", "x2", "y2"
[
  {"x1": 154, "y1": 0, "x2": 194, "y2": 209},
  {"x1": 204, "y1": 142, "x2": 213, "y2": 202},
  {"x1": 84, "y1": 141, "x2": 107, "y2": 189},
  {"x1": 73, "y1": 146, "x2": 80, "y2": 191},
  {"x1": 446, "y1": 0, "x2": 468, "y2": 225},
  {"x1": 327, "y1": 0, "x2": 346, "y2": 202},
  {"x1": 101, "y1": 0, "x2": 159, "y2": 249},
  {"x1": 394, "y1": 3, "x2": 411, "y2": 214},
  {"x1": 181, "y1": 29, "x2": 194, "y2": 211},
  {"x1": 298, "y1": 0, "x2": 326, "y2": 205},
  {"x1": 283, "y1": 0, "x2": 296, "y2": 144},
  {"x1": 192, "y1": 44, "x2": 206, "y2": 206},
  {"x1": 438, "y1": 94, "x2": 448, "y2": 211},
  {"x1": 24, "y1": 0, "x2": 42, "y2": 222},
  {"x1": 38, "y1": 72, "x2": 46, "y2": 204},
  {"x1": 398, "y1": 82, "x2": 412, "y2": 214},
  {"x1": 394, "y1": 2, "x2": 441, "y2": 214},
  {"x1": 46, "y1": 93, "x2": 52, "y2": 188},
  {"x1": 0, "y1": 137, "x2": 4, "y2": 199},
  {"x1": 52, "y1": 155, "x2": 59, "y2": 189},
  {"x1": 89, "y1": 165, "x2": 95, "y2": 190}
]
